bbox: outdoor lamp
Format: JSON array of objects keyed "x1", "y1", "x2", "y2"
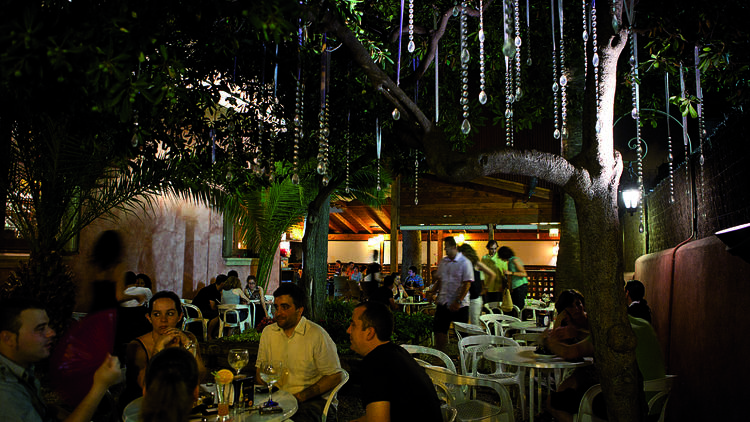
[{"x1": 622, "y1": 188, "x2": 640, "y2": 213}]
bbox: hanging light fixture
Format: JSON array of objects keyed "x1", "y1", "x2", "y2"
[{"x1": 621, "y1": 187, "x2": 640, "y2": 213}]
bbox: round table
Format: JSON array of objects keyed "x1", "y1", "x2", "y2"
[
  {"x1": 483, "y1": 346, "x2": 592, "y2": 422},
  {"x1": 123, "y1": 386, "x2": 298, "y2": 422},
  {"x1": 508, "y1": 320, "x2": 549, "y2": 333},
  {"x1": 396, "y1": 300, "x2": 430, "y2": 314}
]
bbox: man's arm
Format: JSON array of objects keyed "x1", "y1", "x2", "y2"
[
  {"x1": 352, "y1": 401, "x2": 391, "y2": 422},
  {"x1": 293, "y1": 371, "x2": 342, "y2": 403},
  {"x1": 63, "y1": 355, "x2": 121, "y2": 422}
]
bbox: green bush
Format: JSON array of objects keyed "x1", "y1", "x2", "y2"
[{"x1": 392, "y1": 311, "x2": 434, "y2": 345}]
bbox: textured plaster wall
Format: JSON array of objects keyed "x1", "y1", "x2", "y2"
[{"x1": 635, "y1": 235, "x2": 750, "y2": 421}]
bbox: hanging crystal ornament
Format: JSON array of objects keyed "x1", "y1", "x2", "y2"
[
  {"x1": 513, "y1": 0, "x2": 523, "y2": 100},
  {"x1": 292, "y1": 24, "x2": 304, "y2": 186},
  {"x1": 376, "y1": 118, "x2": 382, "y2": 191},
  {"x1": 525, "y1": 0, "x2": 532, "y2": 66},
  {"x1": 502, "y1": 0, "x2": 515, "y2": 58},
  {"x1": 394, "y1": 0, "x2": 405, "y2": 120},
  {"x1": 558, "y1": 0, "x2": 568, "y2": 142},
  {"x1": 665, "y1": 72, "x2": 675, "y2": 204},
  {"x1": 592, "y1": 0, "x2": 601, "y2": 133},
  {"x1": 550, "y1": 0, "x2": 560, "y2": 141},
  {"x1": 408, "y1": 0, "x2": 416, "y2": 53},
  {"x1": 630, "y1": 31, "x2": 645, "y2": 234},
  {"x1": 460, "y1": 0, "x2": 471, "y2": 135},
  {"x1": 582, "y1": 0, "x2": 588, "y2": 79},
  {"x1": 345, "y1": 110, "x2": 351, "y2": 194},
  {"x1": 679, "y1": 63, "x2": 689, "y2": 162},
  {"x1": 131, "y1": 112, "x2": 140, "y2": 147},
  {"x1": 453, "y1": 0, "x2": 459, "y2": 16},
  {"x1": 611, "y1": 2, "x2": 620, "y2": 32},
  {"x1": 317, "y1": 34, "x2": 330, "y2": 182},
  {"x1": 478, "y1": 0, "x2": 487, "y2": 105},
  {"x1": 414, "y1": 151, "x2": 419, "y2": 205},
  {"x1": 505, "y1": 57, "x2": 514, "y2": 146},
  {"x1": 694, "y1": 45, "x2": 706, "y2": 167}
]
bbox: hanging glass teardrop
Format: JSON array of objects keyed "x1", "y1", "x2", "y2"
[
  {"x1": 592, "y1": 53, "x2": 600, "y2": 67},
  {"x1": 414, "y1": 197, "x2": 419, "y2": 205},
  {"x1": 322, "y1": 126, "x2": 330, "y2": 137},
  {"x1": 479, "y1": 29, "x2": 485, "y2": 42},
  {"x1": 479, "y1": 90, "x2": 488, "y2": 104},
  {"x1": 612, "y1": 17, "x2": 620, "y2": 33},
  {"x1": 461, "y1": 119, "x2": 471, "y2": 134},
  {"x1": 505, "y1": 108, "x2": 512, "y2": 119},
  {"x1": 453, "y1": 6, "x2": 459, "y2": 16},
  {"x1": 583, "y1": 30, "x2": 588, "y2": 42},
  {"x1": 699, "y1": 154, "x2": 705, "y2": 165},
  {"x1": 292, "y1": 173, "x2": 300, "y2": 185},
  {"x1": 552, "y1": 82, "x2": 559, "y2": 93},
  {"x1": 293, "y1": 114, "x2": 301, "y2": 127},
  {"x1": 515, "y1": 36, "x2": 522, "y2": 47},
  {"x1": 631, "y1": 107, "x2": 638, "y2": 119},
  {"x1": 408, "y1": 40, "x2": 416, "y2": 53},
  {"x1": 638, "y1": 222, "x2": 645, "y2": 233},
  {"x1": 461, "y1": 48, "x2": 470, "y2": 64},
  {"x1": 392, "y1": 108, "x2": 401, "y2": 120},
  {"x1": 595, "y1": 119, "x2": 602, "y2": 133},
  {"x1": 668, "y1": 152, "x2": 674, "y2": 162},
  {"x1": 526, "y1": 57, "x2": 532, "y2": 66},
  {"x1": 560, "y1": 75, "x2": 568, "y2": 87},
  {"x1": 630, "y1": 55, "x2": 636, "y2": 67},
  {"x1": 317, "y1": 162, "x2": 326, "y2": 175},
  {"x1": 226, "y1": 170, "x2": 233, "y2": 182},
  {"x1": 131, "y1": 133, "x2": 139, "y2": 147},
  {"x1": 345, "y1": 186, "x2": 351, "y2": 194},
  {"x1": 554, "y1": 129, "x2": 561, "y2": 139},
  {"x1": 322, "y1": 175, "x2": 330, "y2": 186},
  {"x1": 515, "y1": 87, "x2": 523, "y2": 100}
]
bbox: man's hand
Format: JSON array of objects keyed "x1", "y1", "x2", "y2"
[
  {"x1": 92, "y1": 354, "x2": 122, "y2": 390},
  {"x1": 448, "y1": 301, "x2": 461, "y2": 312}
]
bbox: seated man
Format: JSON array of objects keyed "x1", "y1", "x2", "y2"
[
  {"x1": 0, "y1": 298, "x2": 122, "y2": 422},
  {"x1": 403, "y1": 266, "x2": 424, "y2": 291},
  {"x1": 625, "y1": 280, "x2": 652, "y2": 323},
  {"x1": 255, "y1": 283, "x2": 343, "y2": 422},
  {"x1": 192, "y1": 274, "x2": 226, "y2": 322},
  {"x1": 348, "y1": 302, "x2": 442, "y2": 422},
  {"x1": 120, "y1": 291, "x2": 205, "y2": 410}
]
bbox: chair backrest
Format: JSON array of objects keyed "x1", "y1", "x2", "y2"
[
  {"x1": 321, "y1": 369, "x2": 349, "y2": 422},
  {"x1": 484, "y1": 301, "x2": 503, "y2": 314},
  {"x1": 423, "y1": 365, "x2": 515, "y2": 422},
  {"x1": 453, "y1": 321, "x2": 487, "y2": 344},
  {"x1": 401, "y1": 344, "x2": 457, "y2": 374},
  {"x1": 574, "y1": 375, "x2": 677, "y2": 422},
  {"x1": 182, "y1": 303, "x2": 204, "y2": 319},
  {"x1": 457, "y1": 335, "x2": 520, "y2": 376},
  {"x1": 332, "y1": 276, "x2": 349, "y2": 297},
  {"x1": 440, "y1": 404, "x2": 458, "y2": 422},
  {"x1": 479, "y1": 314, "x2": 522, "y2": 336},
  {"x1": 512, "y1": 332, "x2": 543, "y2": 346},
  {"x1": 218, "y1": 304, "x2": 250, "y2": 324}
]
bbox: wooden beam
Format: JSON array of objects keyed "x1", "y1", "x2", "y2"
[
  {"x1": 346, "y1": 210, "x2": 373, "y2": 234},
  {"x1": 330, "y1": 212, "x2": 359, "y2": 233},
  {"x1": 365, "y1": 207, "x2": 390, "y2": 232}
]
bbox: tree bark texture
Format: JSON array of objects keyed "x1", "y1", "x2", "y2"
[
  {"x1": 302, "y1": 194, "x2": 330, "y2": 321},
  {"x1": 400, "y1": 230, "x2": 422, "y2": 281}
]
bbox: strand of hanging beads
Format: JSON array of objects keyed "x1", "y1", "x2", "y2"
[
  {"x1": 408, "y1": 0, "x2": 416, "y2": 53},
  {"x1": 322, "y1": 94, "x2": 331, "y2": 186},
  {"x1": 582, "y1": 0, "x2": 588, "y2": 79},
  {"x1": 558, "y1": 0, "x2": 568, "y2": 142},
  {"x1": 292, "y1": 79, "x2": 303, "y2": 185},
  {"x1": 414, "y1": 151, "x2": 419, "y2": 205},
  {"x1": 665, "y1": 72, "x2": 675, "y2": 204},
  {"x1": 525, "y1": 0, "x2": 532, "y2": 66},
  {"x1": 513, "y1": 0, "x2": 523, "y2": 100},
  {"x1": 345, "y1": 111, "x2": 350, "y2": 194},
  {"x1": 478, "y1": 0, "x2": 487, "y2": 104},
  {"x1": 550, "y1": 0, "x2": 560, "y2": 140},
  {"x1": 505, "y1": 57, "x2": 514, "y2": 146},
  {"x1": 592, "y1": 0, "x2": 601, "y2": 133},
  {"x1": 460, "y1": 0, "x2": 471, "y2": 134}
]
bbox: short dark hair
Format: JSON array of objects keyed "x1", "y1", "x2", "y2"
[
  {"x1": 227, "y1": 270, "x2": 239, "y2": 278},
  {"x1": 215, "y1": 274, "x2": 228, "y2": 285},
  {"x1": 149, "y1": 291, "x2": 182, "y2": 315},
  {"x1": 383, "y1": 274, "x2": 396, "y2": 288},
  {"x1": 136, "y1": 273, "x2": 152, "y2": 289},
  {"x1": 497, "y1": 246, "x2": 515, "y2": 260},
  {"x1": 91, "y1": 230, "x2": 123, "y2": 270},
  {"x1": 486, "y1": 240, "x2": 498, "y2": 249},
  {"x1": 408, "y1": 266, "x2": 418, "y2": 273},
  {"x1": 273, "y1": 282, "x2": 307, "y2": 310},
  {"x1": 555, "y1": 289, "x2": 585, "y2": 313},
  {"x1": 625, "y1": 280, "x2": 646, "y2": 301},
  {"x1": 355, "y1": 302, "x2": 393, "y2": 341},
  {"x1": 443, "y1": 236, "x2": 457, "y2": 248},
  {"x1": 125, "y1": 271, "x2": 138, "y2": 287},
  {"x1": 142, "y1": 347, "x2": 199, "y2": 422},
  {"x1": 0, "y1": 298, "x2": 45, "y2": 335}
]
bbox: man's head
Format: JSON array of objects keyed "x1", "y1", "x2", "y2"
[
  {"x1": 408, "y1": 266, "x2": 418, "y2": 277},
  {"x1": 147, "y1": 291, "x2": 183, "y2": 335},
  {"x1": 215, "y1": 274, "x2": 228, "y2": 289},
  {"x1": 383, "y1": 274, "x2": 396, "y2": 288},
  {"x1": 273, "y1": 283, "x2": 307, "y2": 332},
  {"x1": 486, "y1": 240, "x2": 499, "y2": 257},
  {"x1": 227, "y1": 270, "x2": 239, "y2": 278},
  {"x1": 443, "y1": 236, "x2": 458, "y2": 259},
  {"x1": 625, "y1": 280, "x2": 646, "y2": 304},
  {"x1": 0, "y1": 299, "x2": 56, "y2": 367},
  {"x1": 125, "y1": 271, "x2": 138, "y2": 287},
  {"x1": 347, "y1": 302, "x2": 393, "y2": 356}
]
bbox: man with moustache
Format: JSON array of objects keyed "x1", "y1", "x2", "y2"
[
  {"x1": 255, "y1": 283, "x2": 342, "y2": 422},
  {"x1": 0, "y1": 298, "x2": 122, "y2": 422}
]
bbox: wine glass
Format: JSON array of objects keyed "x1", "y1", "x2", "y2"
[
  {"x1": 259, "y1": 360, "x2": 283, "y2": 407},
  {"x1": 227, "y1": 349, "x2": 249, "y2": 376}
]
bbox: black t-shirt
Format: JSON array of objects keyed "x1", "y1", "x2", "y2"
[
  {"x1": 360, "y1": 342, "x2": 443, "y2": 422},
  {"x1": 370, "y1": 286, "x2": 394, "y2": 308},
  {"x1": 366, "y1": 262, "x2": 382, "y2": 279},
  {"x1": 192, "y1": 284, "x2": 220, "y2": 317}
]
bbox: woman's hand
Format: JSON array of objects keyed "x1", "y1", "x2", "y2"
[{"x1": 154, "y1": 328, "x2": 189, "y2": 353}]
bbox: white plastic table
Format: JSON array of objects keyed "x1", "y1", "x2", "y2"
[
  {"x1": 396, "y1": 300, "x2": 430, "y2": 314},
  {"x1": 483, "y1": 346, "x2": 592, "y2": 422}
]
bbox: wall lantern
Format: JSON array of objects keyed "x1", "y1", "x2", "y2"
[{"x1": 621, "y1": 187, "x2": 641, "y2": 213}]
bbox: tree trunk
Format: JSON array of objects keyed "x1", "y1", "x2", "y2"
[
  {"x1": 301, "y1": 194, "x2": 330, "y2": 321},
  {"x1": 400, "y1": 230, "x2": 422, "y2": 280},
  {"x1": 556, "y1": 194, "x2": 583, "y2": 292}
]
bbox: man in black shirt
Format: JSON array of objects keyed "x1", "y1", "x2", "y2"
[
  {"x1": 192, "y1": 274, "x2": 226, "y2": 320},
  {"x1": 348, "y1": 302, "x2": 442, "y2": 422},
  {"x1": 625, "y1": 279, "x2": 652, "y2": 323}
]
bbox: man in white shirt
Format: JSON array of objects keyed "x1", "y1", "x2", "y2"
[
  {"x1": 431, "y1": 236, "x2": 474, "y2": 351},
  {"x1": 255, "y1": 283, "x2": 342, "y2": 422}
]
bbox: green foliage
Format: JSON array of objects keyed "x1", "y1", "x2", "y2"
[
  {"x1": 217, "y1": 329, "x2": 262, "y2": 343},
  {"x1": 392, "y1": 310, "x2": 434, "y2": 345},
  {"x1": 316, "y1": 299, "x2": 356, "y2": 350}
]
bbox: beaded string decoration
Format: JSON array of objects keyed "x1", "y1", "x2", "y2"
[
  {"x1": 679, "y1": 63, "x2": 689, "y2": 162},
  {"x1": 376, "y1": 118, "x2": 382, "y2": 191},
  {"x1": 460, "y1": 0, "x2": 471, "y2": 135},
  {"x1": 478, "y1": 0, "x2": 487, "y2": 105},
  {"x1": 664, "y1": 72, "x2": 674, "y2": 204},
  {"x1": 317, "y1": 34, "x2": 330, "y2": 186},
  {"x1": 394, "y1": 0, "x2": 405, "y2": 120},
  {"x1": 292, "y1": 22, "x2": 304, "y2": 185},
  {"x1": 625, "y1": 0, "x2": 644, "y2": 233},
  {"x1": 592, "y1": 0, "x2": 602, "y2": 134},
  {"x1": 434, "y1": 11, "x2": 440, "y2": 122},
  {"x1": 414, "y1": 150, "x2": 419, "y2": 205},
  {"x1": 582, "y1": 0, "x2": 588, "y2": 79},
  {"x1": 503, "y1": 0, "x2": 514, "y2": 146},
  {"x1": 408, "y1": 0, "x2": 416, "y2": 53},
  {"x1": 694, "y1": 45, "x2": 705, "y2": 167},
  {"x1": 557, "y1": 0, "x2": 568, "y2": 143},
  {"x1": 526, "y1": 0, "x2": 532, "y2": 66},
  {"x1": 345, "y1": 110, "x2": 351, "y2": 194},
  {"x1": 550, "y1": 0, "x2": 560, "y2": 141},
  {"x1": 513, "y1": 0, "x2": 523, "y2": 100}
]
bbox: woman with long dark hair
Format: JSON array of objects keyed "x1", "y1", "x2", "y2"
[{"x1": 140, "y1": 347, "x2": 200, "y2": 422}]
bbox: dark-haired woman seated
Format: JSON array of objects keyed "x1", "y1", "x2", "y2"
[{"x1": 141, "y1": 347, "x2": 200, "y2": 422}]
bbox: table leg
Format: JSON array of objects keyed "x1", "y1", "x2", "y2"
[
  {"x1": 529, "y1": 367, "x2": 535, "y2": 422},
  {"x1": 538, "y1": 369, "x2": 543, "y2": 415}
]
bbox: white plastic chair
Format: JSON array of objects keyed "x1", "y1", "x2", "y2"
[
  {"x1": 454, "y1": 321, "x2": 487, "y2": 344},
  {"x1": 512, "y1": 332, "x2": 543, "y2": 346},
  {"x1": 321, "y1": 369, "x2": 349, "y2": 422},
  {"x1": 217, "y1": 304, "x2": 251, "y2": 338},
  {"x1": 457, "y1": 335, "x2": 525, "y2": 419},
  {"x1": 401, "y1": 344, "x2": 458, "y2": 374},
  {"x1": 424, "y1": 365, "x2": 515, "y2": 422},
  {"x1": 484, "y1": 301, "x2": 503, "y2": 314},
  {"x1": 574, "y1": 375, "x2": 676, "y2": 422},
  {"x1": 479, "y1": 314, "x2": 522, "y2": 337},
  {"x1": 181, "y1": 303, "x2": 208, "y2": 341}
]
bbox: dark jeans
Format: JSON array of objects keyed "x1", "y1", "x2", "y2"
[
  {"x1": 433, "y1": 304, "x2": 469, "y2": 333},
  {"x1": 511, "y1": 283, "x2": 528, "y2": 310},
  {"x1": 293, "y1": 396, "x2": 334, "y2": 422}
]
